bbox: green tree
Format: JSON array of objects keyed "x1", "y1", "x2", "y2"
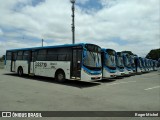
[
  {"x1": 146, "y1": 49, "x2": 160, "y2": 60},
  {"x1": 0, "y1": 55, "x2": 5, "y2": 61}
]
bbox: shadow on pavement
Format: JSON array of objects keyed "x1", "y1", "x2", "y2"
[
  {"x1": 96, "y1": 79, "x2": 116, "y2": 83},
  {"x1": 4, "y1": 73, "x2": 101, "y2": 89}
]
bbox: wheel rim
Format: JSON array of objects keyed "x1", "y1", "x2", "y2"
[
  {"x1": 58, "y1": 73, "x2": 64, "y2": 80},
  {"x1": 19, "y1": 69, "x2": 22, "y2": 76}
]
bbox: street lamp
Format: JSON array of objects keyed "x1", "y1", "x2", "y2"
[
  {"x1": 70, "y1": 0, "x2": 76, "y2": 44},
  {"x1": 42, "y1": 39, "x2": 44, "y2": 47}
]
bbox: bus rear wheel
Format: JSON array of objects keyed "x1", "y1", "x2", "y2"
[
  {"x1": 18, "y1": 67, "x2": 23, "y2": 76},
  {"x1": 55, "y1": 70, "x2": 66, "y2": 83}
]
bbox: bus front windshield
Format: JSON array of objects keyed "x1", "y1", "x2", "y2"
[
  {"x1": 145, "y1": 60, "x2": 148, "y2": 67},
  {"x1": 117, "y1": 56, "x2": 124, "y2": 68},
  {"x1": 141, "y1": 59, "x2": 145, "y2": 67},
  {"x1": 124, "y1": 55, "x2": 131, "y2": 68},
  {"x1": 83, "y1": 45, "x2": 102, "y2": 70},
  {"x1": 139, "y1": 59, "x2": 142, "y2": 68},
  {"x1": 131, "y1": 57, "x2": 135, "y2": 68},
  {"x1": 105, "y1": 50, "x2": 116, "y2": 68}
]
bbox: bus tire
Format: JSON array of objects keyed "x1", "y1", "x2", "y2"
[
  {"x1": 18, "y1": 67, "x2": 23, "y2": 76},
  {"x1": 55, "y1": 70, "x2": 66, "y2": 83}
]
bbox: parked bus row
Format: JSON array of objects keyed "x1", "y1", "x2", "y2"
[{"x1": 5, "y1": 43, "x2": 159, "y2": 82}]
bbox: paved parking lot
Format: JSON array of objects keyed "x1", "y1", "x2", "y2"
[
  {"x1": 0, "y1": 62, "x2": 4, "y2": 69},
  {"x1": 0, "y1": 69, "x2": 159, "y2": 119}
]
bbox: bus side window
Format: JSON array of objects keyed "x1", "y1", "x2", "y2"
[
  {"x1": 6, "y1": 52, "x2": 12, "y2": 60},
  {"x1": 23, "y1": 51, "x2": 29, "y2": 60},
  {"x1": 46, "y1": 54, "x2": 58, "y2": 61},
  {"x1": 13, "y1": 52, "x2": 17, "y2": 61},
  {"x1": 32, "y1": 51, "x2": 37, "y2": 62},
  {"x1": 46, "y1": 48, "x2": 72, "y2": 61},
  {"x1": 46, "y1": 49, "x2": 58, "y2": 61},
  {"x1": 37, "y1": 49, "x2": 47, "y2": 61},
  {"x1": 58, "y1": 54, "x2": 67, "y2": 61},
  {"x1": 17, "y1": 51, "x2": 23, "y2": 60}
]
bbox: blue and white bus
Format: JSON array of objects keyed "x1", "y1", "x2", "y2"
[
  {"x1": 148, "y1": 59, "x2": 152, "y2": 71},
  {"x1": 134, "y1": 56, "x2": 143, "y2": 73},
  {"x1": 5, "y1": 43, "x2": 102, "y2": 82},
  {"x1": 145, "y1": 58, "x2": 150, "y2": 72},
  {"x1": 101, "y1": 48, "x2": 117, "y2": 78},
  {"x1": 153, "y1": 60, "x2": 158, "y2": 71},
  {"x1": 141, "y1": 58, "x2": 148, "y2": 72},
  {"x1": 138, "y1": 57, "x2": 145, "y2": 72},
  {"x1": 150, "y1": 60, "x2": 154, "y2": 71},
  {"x1": 122, "y1": 53, "x2": 133, "y2": 75},
  {"x1": 130, "y1": 55, "x2": 136, "y2": 73},
  {"x1": 115, "y1": 52, "x2": 125, "y2": 76}
]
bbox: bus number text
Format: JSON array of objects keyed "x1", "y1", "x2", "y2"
[{"x1": 35, "y1": 62, "x2": 47, "y2": 68}]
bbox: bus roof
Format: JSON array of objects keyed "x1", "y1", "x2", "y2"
[
  {"x1": 6, "y1": 43, "x2": 99, "y2": 52},
  {"x1": 101, "y1": 48, "x2": 116, "y2": 52}
]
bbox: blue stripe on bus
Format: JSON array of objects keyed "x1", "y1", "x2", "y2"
[
  {"x1": 117, "y1": 67, "x2": 124, "y2": 72},
  {"x1": 82, "y1": 66, "x2": 101, "y2": 75},
  {"x1": 125, "y1": 67, "x2": 132, "y2": 71}
]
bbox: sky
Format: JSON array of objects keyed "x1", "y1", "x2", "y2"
[{"x1": 0, "y1": 0, "x2": 159, "y2": 57}]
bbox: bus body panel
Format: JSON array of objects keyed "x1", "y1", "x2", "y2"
[
  {"x1": 81, "y1": 68, "x2": 102, "y2": 81},
  {"x1": 5, "y1": 43, "x2": 102, "y2": 82},
  {"x1": 5, "y1": 60, "x2": 12, "y2": 72},
  {"x1": 123, "y1": 67, "x2": 133, "y2": 75},
  {"x1": 116, "y1": 68, "x2": 125, "y2": 76},
  {"x1": 102, "y1": 67, "x2": 116, "y2": 78},
  {"x1": 136, "y1": 67, "x2": 142, "y2": 73},
  {"x1": 16, "y1": 61, "x2": 28, "y2": 74},
  {"x1": 33, "y1": 61, "x2": 71, "y2": 79}
]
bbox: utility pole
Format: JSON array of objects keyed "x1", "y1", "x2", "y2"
[
  {"x1": 42, "y1": 39, "x2": 44, "y2": 47},
  {"x1": 70, "y1": 0, "x2": 76, "y2": 44}
]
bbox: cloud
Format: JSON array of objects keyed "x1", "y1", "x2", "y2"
[
  {"x1": 75, "y1": 0, "x2": 160, "y2": 56},
  {"x1": 0, "y1": 29, "x2": 3, "y2": 36},
  {"x1": 76, "y1": 0, "x2": 90, "y2": 5},
  {"x1": 0, "y1": 0, "x2": 159, "y2": 57}
]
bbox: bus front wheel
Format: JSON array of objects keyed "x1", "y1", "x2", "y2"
[
  {"x1": 55, "y1": 70, "x2": 66, "y2": 83},
  {"x1": 18, "y1": 67, "x2": 23, "y2": 76}
]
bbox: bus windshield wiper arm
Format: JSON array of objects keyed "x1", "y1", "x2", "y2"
[{"x1": 89, "y1": 51, "x2": 96, "y2": 62}]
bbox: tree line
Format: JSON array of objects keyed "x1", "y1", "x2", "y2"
[
  {"x1": 146, "y1": 48, "x2": 160, "y2": 60},
  {"x1": 0, "y1": 55, "x2": 5, "y2": 62},
  {"x1": 117, "y1": 48, "x2": 160, "y2": 61}
]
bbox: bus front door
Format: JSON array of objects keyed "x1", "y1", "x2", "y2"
[
  {"x1": 71, "y1": 49, "x2": 82, "y2": 79},
  {"x1": 29, "y1": 51, "x2": 35, "y2": 75},
  {"x1": 11, "y1": 52, "x2": 16, "y2": 72}
]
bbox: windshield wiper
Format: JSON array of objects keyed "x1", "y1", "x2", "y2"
[{"x1": 89, "y1": 51, "x2": 96, "y2": 62}]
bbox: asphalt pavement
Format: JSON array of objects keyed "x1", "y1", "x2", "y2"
[{"x1": 0, "y1": 69, "x2": 159, "y2": 120}]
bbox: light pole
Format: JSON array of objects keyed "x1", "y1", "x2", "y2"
[
  {"x1": 70, "y1": 0, "x2": 76, "y2": 44},
  {"x1": 42, "y1": 39, "x2": 44, "y2": 47}
]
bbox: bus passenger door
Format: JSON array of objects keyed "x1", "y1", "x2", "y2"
[
  {"x1": 11, "y1": 52, "x2": 16, "y2": 72},
  {"x1": 71, "y1": 49, "x2": 82, "y2": 79},
  {"x1": 29, "y1": 51, "x2": 35, "y2": 75}
]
